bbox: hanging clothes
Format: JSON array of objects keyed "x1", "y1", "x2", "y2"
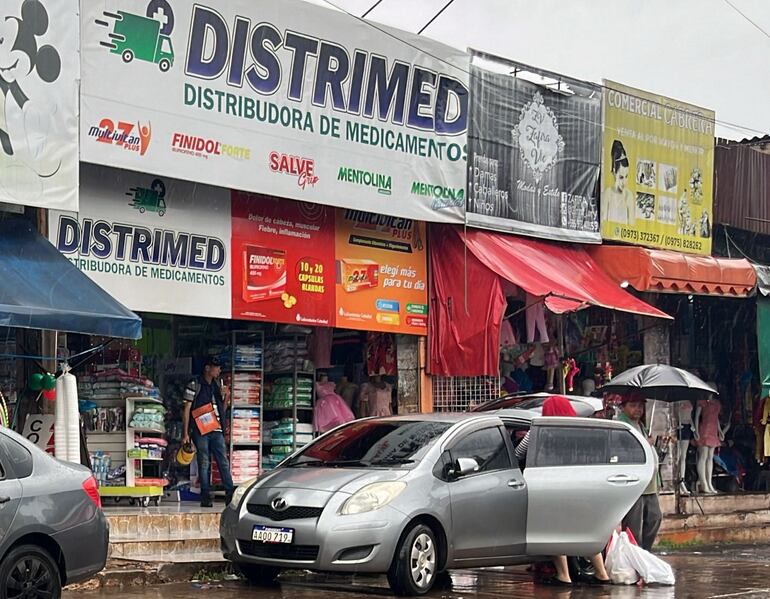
[
  {"x1": 369, "y1": 383, "x2": 393, "y2": 417},
  {"x1": 366, "y1": 332, "x2": 397, "y2": 376},
  {"x1": 500, "y1": 319, "x2": 517, "y2": 347},
  {"x1": 307, "y1": 327, "x2": 333, "y2": 369},
  {"x1": 525, "y1": 293, "x2": 549, "y2": 343}
]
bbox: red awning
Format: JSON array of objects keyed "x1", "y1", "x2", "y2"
[
  {"x1": 460, "y1": 229, "x2": 670, "y2": 319},
  {"x1": 428, "y1": 226, "x2": 669, "y2": 377},
  {"x1": 589, "y1": 246, "x2": 757, "y2": 297}
]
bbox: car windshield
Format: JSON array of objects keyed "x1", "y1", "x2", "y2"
[{"x1": 285, "y1": 420, "x2": 452, "y2": 468}]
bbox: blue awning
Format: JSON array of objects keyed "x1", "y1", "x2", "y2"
[{"x1": 0, "y1": 218, "x2": 142, "y2": 339}]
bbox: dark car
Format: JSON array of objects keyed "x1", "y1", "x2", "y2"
[{"x1": 0, "y1": 427, "x2": 109, "y2": 599}]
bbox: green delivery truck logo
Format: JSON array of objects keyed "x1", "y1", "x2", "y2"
[
  {"x1": 127, "y1": 178, "x2": 167, "y2": 216},
  {"x1": 96, "y1": 1, "x2": 175, "y2": 72}
]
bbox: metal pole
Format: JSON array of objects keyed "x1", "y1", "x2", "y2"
[{"x1": 558, "y1": 316, "x2": 566, "y2": 394}]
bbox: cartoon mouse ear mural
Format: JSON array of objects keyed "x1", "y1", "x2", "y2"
[{"x1": 0, "y1": 0, "x2": 76, "y2": 211}]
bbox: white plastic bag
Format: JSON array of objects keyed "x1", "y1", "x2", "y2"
[
  {"x1": 605, "y1": 531, "x2": 640, "y2": 585},
  {"x1": 624, "y1": 542, "x2": 676, "y2": 585}
]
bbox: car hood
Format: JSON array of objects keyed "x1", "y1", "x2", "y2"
[{"x1": 246, "y1": 466, "x2": 410, "y2": 509}]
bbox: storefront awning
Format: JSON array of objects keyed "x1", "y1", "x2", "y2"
[
  {"x1": 460, "y1": 229, "x2": 670, "y2": 318},
  {"x1": 0, "y1": 218, "x2": 142, "y2": 339},
  {"x1": 589, "y1": 246, "x2": 757, "y2": 297},
  {"x1": 429, "y1": 226, "x2": 668, "y2": 377}
]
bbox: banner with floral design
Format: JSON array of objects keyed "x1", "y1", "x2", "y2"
[
  {"x1": 601, "y1": 81, "x2": 715, "y2": 255},
  {"x1": 465, "y1": 51, "x2": 602, "y2": 243}
]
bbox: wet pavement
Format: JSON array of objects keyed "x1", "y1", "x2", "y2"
[{"x1": 62, "y1": 549, "x2": 770, "y2": 599}]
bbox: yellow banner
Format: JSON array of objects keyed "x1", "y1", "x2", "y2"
[{"x1": 601, "y1": 81, "x2": 715, "y2": 255}]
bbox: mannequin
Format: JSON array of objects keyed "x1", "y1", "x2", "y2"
[
  {"x1": 676, "y1": 400, "x2": 694, "y2": 496},
  {"x1": 693, "y1": 396, "x2": 728, "y2": 495},
  {"x1": 544, "y1": 345, "x2": 559, "y2": 391}
]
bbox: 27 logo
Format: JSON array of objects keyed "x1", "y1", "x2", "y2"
[{"x1": 89, "y1": 118, "x2": 152, "y2": 156}]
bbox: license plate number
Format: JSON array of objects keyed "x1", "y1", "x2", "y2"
[{"x1": 252, "y1": 525, "x2": 294, "y2": 544}]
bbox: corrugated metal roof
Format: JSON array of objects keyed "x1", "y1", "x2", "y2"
[{"x1": 714, "y1": 143, "x2": 770, "y2": 236}]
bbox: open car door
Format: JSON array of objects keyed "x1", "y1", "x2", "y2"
[{"x1": 523, "y1": 417, "x2": 655, "y2": 557}]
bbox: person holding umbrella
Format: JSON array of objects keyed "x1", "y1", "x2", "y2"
[{"x1": 617, "y1": 393, "x2": 662, "y2": 551}]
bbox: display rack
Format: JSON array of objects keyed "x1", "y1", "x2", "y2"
[
  {"x1": 262, "y1": 334, "x2": 315, "y2": 472},
  {"x1": 226, "y1": 330, "x2": 264, "y2": 484},
  {"x1": 97, "y1": 396, "x2": 166, "y2": 507}
]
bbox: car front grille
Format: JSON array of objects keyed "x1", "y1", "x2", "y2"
[
  {"x1": 239, "y1": 540, "x2": 320, "y2": 561},
  {"x1": 247, "y1": 504, "x2": 324, "y2": 521}
]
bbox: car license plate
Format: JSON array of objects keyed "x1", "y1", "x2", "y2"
[{"x1": 252, "y1": 525, "x2": 294, "y2": 544}]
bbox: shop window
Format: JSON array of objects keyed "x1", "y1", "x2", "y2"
[
  {"x1": 0, "y1": 436, "x2": 32, "y2": 479},
  {"x1": 450, "y1": 427, "x2": 511, "y2": 473},
  {"x1": 532, "y1": 426, "x2": 609, "y2": 467},
  {"x1": 609, "y1": 429, "x2": 646, "y2": 465}
]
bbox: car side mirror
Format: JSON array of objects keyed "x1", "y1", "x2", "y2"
[{"x1": 453, "y1": 457, "x2": 480, "y2": 478}]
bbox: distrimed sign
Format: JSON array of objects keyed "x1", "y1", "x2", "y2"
[
  {"x1": 80, "y1": 0, "x2": 469, "y2": 223},
  {"x1": 49, "y1": 164, "x2": 232, "y2": 319}
]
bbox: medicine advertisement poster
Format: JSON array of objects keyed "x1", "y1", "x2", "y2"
[
  {"x1": 0, "y1": 0, "x2": 79, "y2": 211},
  {"x1": 231, "y1": 192, "x2": 336, "y2": 327},
  {"x1": 49, "y1": 164, "x2": 232, "y2": 318},
  {"x1": 466, "y1": 51, "x2": 602, "y2": 243},
  {"x1": 231, "y1": 192, "x2": 429, "y2": 335},
  {"x1": 80, "y1": 0, "x2": 468, "y2": 224},
  {"x1": 335, "y1": 211, "x2": 428, "y2": 334},
  {"x1": 601, "y1": 81, "x2": 715, "y2": 255}
]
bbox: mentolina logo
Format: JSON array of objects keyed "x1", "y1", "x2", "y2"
[
  {"x1": 269, "y1": 151, "x2": 319, "y2": 189},
  {"x1": 89, "y1": 119, "x2": 152, "y2": 156},
  {"x1": 411, "y1": 181, "x2": 464, "y2": 210},
  {"x1": 338, "y1": 167, "x2": 392, "y2": 195}
]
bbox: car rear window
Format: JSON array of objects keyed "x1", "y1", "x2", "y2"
[
  {"x1": 0, "y1": 436, "x2": 33, "y2": 479},
  {"x1": 609, "y1": 429, "x2": 646, "y2": 464},
  {"x1": 531, "y1": 426, "x2": 609, "y2": 467}
]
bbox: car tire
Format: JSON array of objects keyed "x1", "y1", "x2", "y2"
[
  {"x1": 0, "y1": 544, "x2": 61, "y2": 599},
  {"x1": 238, "y1": 563, "x2": 280, "y2": 587},
  {"x1": 122, "y1": 50, "x2": 134, "y2": 63},
  {"x1": 387, "y1": 523, "x2": 438, "y2": 596}
]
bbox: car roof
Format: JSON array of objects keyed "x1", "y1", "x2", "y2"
[{"x1": 367, "y1": 410, "x2": 535, "y2": 424}]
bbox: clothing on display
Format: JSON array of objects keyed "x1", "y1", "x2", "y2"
[
  {"x1": 696, "y1": 398, "x2": 722, "y2": 448},
  {"x1": 313, "y1": 381, "x2": 355, "y2": 433},
  {"x1": 500, "y1": 319, "x2": 517, "y2": 347},
  {"x1": 366, "y1": 332, "x2": 397, "y2": 376},
  {"x1": 525, "y1": 293, "x2": 549, "y2": 343},
  {"x1": 336, "y1": 377, "x2": 359, "y2": 409},
  {"x1": 308, "y1": 327, "x2": 333, "y2": 369}
]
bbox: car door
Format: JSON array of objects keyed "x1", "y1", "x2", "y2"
[
  {"x1": 443, "y1": 424, "x2": 527, "y2": 566},
  {"x1": 0, "y1": 435, "x2": 24, "y2": 541},
  {"x1": 523, "y1": 417, "x2": 654, "y2": 557}
]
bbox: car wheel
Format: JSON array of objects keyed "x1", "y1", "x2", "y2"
[
  {"x1": 387, "y1": 523, "x2": 438, "y2": 596},
  {"x1": 238, "y1": 563, "x2": 280, "y2": 587},
  {"x1": 122, "y1": 50, "x2": 134, "y2": 63},
  {"x1": 0, "y1": 544, "x2": 61, "y2": 599},
  {"x1": 159, "y1": 59, "x2": 171, "y2": 72}
]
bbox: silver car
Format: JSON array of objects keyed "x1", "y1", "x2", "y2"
[
  {"x1": 221, "y1": 410, "x2": 654, "y2": 595},
  {"x1": 0, "y1": 427, "x2": 109, "y2": 599}
]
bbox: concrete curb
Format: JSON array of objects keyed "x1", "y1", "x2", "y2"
[{"x1": 65, "y1": 559, "x2": 235, "y2": 591}]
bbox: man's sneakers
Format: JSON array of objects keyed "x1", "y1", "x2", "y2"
[{"x1": 200, "y1": 495, "x2": 214, "y2": 508}]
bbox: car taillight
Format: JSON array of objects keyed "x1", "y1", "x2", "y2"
[{"x1": 82, "y1": 476, "x2": 102, "y2": 509}]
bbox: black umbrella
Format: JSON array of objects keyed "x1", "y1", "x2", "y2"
[{"x1": 597, "y1": 364, "x2": 717, "y2": 402}]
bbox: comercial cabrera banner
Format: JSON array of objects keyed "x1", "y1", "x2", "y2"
[
  {"x1": 80, "y1": 0, "x2": 469, "y2": 224},
  {"x1": 466, "y1": 52, "x2": 602, "y2": 243},
  {"x1": 601, "y1": 81, "x2": 715, "y2": 255}
]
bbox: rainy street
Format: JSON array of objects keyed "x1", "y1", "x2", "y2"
[{"x1": 63, "y1": 547, "x2": 770, "y2": 599}]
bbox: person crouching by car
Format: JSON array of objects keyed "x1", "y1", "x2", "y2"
[
  {"x1": 515, "y1": 395, "x2": 612, "y2": 586},
  {"x1": 182, "y1": 357, "x2": 235, "y2": 508},
  {"x1": 618, "y1": 395, "x2": 662, "y2": 551}
]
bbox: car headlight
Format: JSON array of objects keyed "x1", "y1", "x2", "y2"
[
  {"x1": 340, "y1": 481, "x2": 406, "y2": 515},
  {"x1": 229, "y1": 477, "x2": 258, "y2": 509}
]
